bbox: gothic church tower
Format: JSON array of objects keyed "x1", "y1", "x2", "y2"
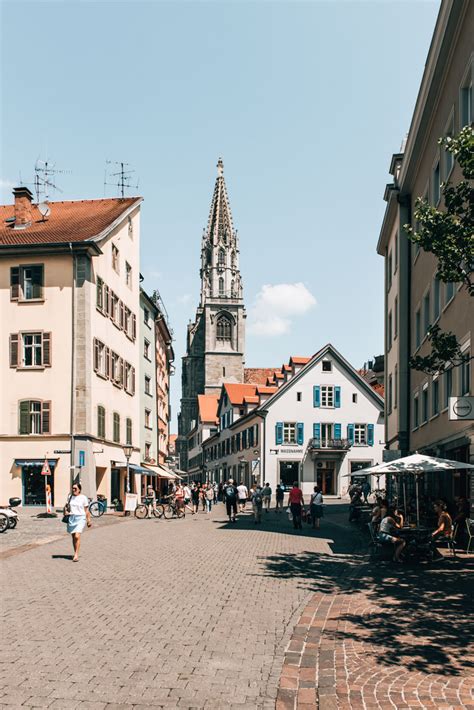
[{"x1": 178, "y1": 159, "x2": 246, "y2": 449}]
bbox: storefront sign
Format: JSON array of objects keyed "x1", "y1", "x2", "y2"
[
  {"x1": 41, "y1": 461, "x2": 51, "y2": 476},
  {"x1": 124, "y1": 493, "x2": 138, "y2": 512},
  {"x1": 449, "y1": 397, "x2": 474, "y2": 420},
  {"x1": 278, "y1": 449, "x2": 303, "y2": 454}
]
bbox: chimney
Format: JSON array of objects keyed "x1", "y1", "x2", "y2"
[{"x1": 13, "y1": 186, "x2": 33, "y2": 227}]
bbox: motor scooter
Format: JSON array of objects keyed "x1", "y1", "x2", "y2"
[{"x1": 0, "y1": 497, "x2": 21, "y2": 529}]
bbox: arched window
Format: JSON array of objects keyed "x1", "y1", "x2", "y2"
[
  {"x1": 217, "y1": 314, "x2": 232, "y2": 341},
  {"x1": 218, "y1": 249, "x2": 225, "y2": 268},
  {"x1": 231, "y1": 251, "x2": 236, "y2": 269},
  {"x1": 218, "y1": 277, "x2": 225, "y2": 296}
]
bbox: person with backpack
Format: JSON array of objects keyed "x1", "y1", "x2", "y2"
[
  {"x1": 224, "y1": 479, "x2": 238, "y2": 523},
  {"x1": 251, "y1": 485, "x2": 264, "y2": 524},
  {"x1": 262, "y1": 482, "x2": 272, "y2": 513},
  {"x1": 310, "y1": 485, "x2": 324, "y2": 529},
  {"x1": 275, "y1": 484, "x2": 285, "y2": 513}
]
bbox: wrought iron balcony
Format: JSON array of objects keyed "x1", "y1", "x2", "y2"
[{"x1": 309, "y1": 438, "x2": 351, "y2": 451}]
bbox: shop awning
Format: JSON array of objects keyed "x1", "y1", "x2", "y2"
[
  {"x1": 140, "y1": 463, "x2": 181, "y2": 480},
  {"x1": 113, "y1": 462, "x2": 152, "y2": 475},
  {"x1": 15, "y1": 459, "x2": 57, "y2": 468}
]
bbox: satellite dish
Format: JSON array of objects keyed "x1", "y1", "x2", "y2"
[{"x1": 38, "y1": 202, "x2": 51, "y2": 218}]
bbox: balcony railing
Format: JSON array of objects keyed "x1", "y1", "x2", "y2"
[{"x1": 309, "y1": 438, "x2": 351, "y2": 451}]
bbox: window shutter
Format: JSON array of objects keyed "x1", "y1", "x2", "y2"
[
  {"x1": 335, "y1": 386, "x2": 341, "y2": 408},
  {"x1": 120, "y1": 358, "x2": 125, "y2": 387},
  {"x1": 31, "y1": 266, "x2": 43, "y2": 299},
  {"x1": 42, "y1": 332, "x2": 51, "y2": 366},
  {"x1": 254, "y1": 424, "x2": 259, "y2": 445},
  {"x1": 334, "y1": 423, "x2": 342, "y2": 440},
  {"x1": 296, "y1": 422, "x2": 304, "y2": 445},
  {"x1": 93, "y1": 339, "x2": 99, "y2": 372},
  {"x1": 313, "y1": 386, "x2": 321, "y2": 408},
  {"x1": 19, "y1": 401, "x2": 30, "y2": 434},
  {"x1": 131, "y1": 366, "x2": 135, "y2": 395},
  {"x1": 367, "y1": 424, "x2": 374, "y2": 446},
  {"x1": 105, "y1": 347, "x2": 110, "y2": 379},
  {"x1": 104, "y1": 285, "x2": 110, "y2": 315},
  {"x1": 313, "y1": 423, "x2": 321, "y2": 441},
  {"x1": 9, "y1": 333, "x2": 19, "y2": 367},
  {"x1": 347, "y1": 424, "x2": 354, "y2": 445},
  {"x1": 10, "y1": 267, "x2": 20, "y2": 300},
  {"x1": 275, "y1": 422, "x2": 283, "y2": 445},
  {"x1": 120, "y1": 301, "x2": 125, "y2": 330},
  {"x1": 41, "y1": 401, "x2": 51, "y2": 434},
  {"x1": 132, "y1": 314, "x2": 137, "y2": 340}
]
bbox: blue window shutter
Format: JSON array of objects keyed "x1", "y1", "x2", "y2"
[
  {"x1": 313, "y1": 423, "x2": 321, "y2": 441},
  {"x1": 347, "y1": 424, "x2": 354, "y2": 445},
  {"x1": 367, "y1": 424, "x2": 374, "y2": 446},
  {"x1": 313, "y1": 386, "x2": 321, "y2": 408},
  {"x1": 297, "y1": 422, "x2": 304, "y2": 445},
  {"x1": 276, "y1": 422, "x2": 283, "y2": 445},
  {"x1": 334, "y1": 423, "x2": 342, "y2": 440},
  {"x1": 335, "y1": 386, "x2": 341, "y2": 408}
]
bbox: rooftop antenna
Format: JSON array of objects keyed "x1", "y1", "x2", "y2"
[
  {"x1": 104, "y1": 160, "x2": 139, "y2": 199},
  {"x1": 33, "y1": 158, "x2": 70, "y2": 203}
]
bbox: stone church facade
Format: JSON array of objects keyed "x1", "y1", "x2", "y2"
[{"x1": 178, "y1": 160, "x2": 246, "y2": 469}]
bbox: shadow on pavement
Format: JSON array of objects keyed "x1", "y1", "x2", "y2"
[{"x1": 51, "y1": 554, "x2": 74, "y2": 560}]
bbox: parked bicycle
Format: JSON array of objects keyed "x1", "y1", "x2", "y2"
[
  {"x1": 88, "y1": 494, "x2": 108, "y2": 517},
  {"x1": 134, "y1": 497, "x2": 164, "y2": 519}
]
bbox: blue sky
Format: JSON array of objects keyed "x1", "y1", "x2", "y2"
[{"x1": 1, "y1": 0, "x2": 440, "y2": 430}]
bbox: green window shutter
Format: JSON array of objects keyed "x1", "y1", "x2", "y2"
[
  {"x1": 275, "y1": 422, "x2": 283, "y2": 445},
  {"x1": 10, "y1": 267, "x2": 20, "y2": 300},
  {"x1": 41, "y1": 401, "x2": 51, "y2": 434},
  {"x1": 347, "y1": 424, "x2": 355, "y2": 445},
  {"x1": 42, "y1": 333, "x2": 51, "y2": 366},
  {"x1": 334, "y1": 423, "x2": 342, "y2": 440},
  {"x1": 367, "y1": 424, "x2": 375, "y2": 446},
  {"x1": 335, "y1": 386, "x2": 341, "y2": 408},
  {"x1": 10, "y1": 333, "x2": 19, "y2": 367},
  {"x1": 296, "y1": 422, "x2": 304, "y2": 445},
  {"x1": 19, "y1": 401, "x2": 30, "y2": 434},
  {"x1": 313, "y1": 386, "x2": 321, "y2": 407},
  {"x1": 31, "y1": 266, "x2": 43, "y2": 299}
]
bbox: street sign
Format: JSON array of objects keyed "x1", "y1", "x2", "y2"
[
  {"x1": 41, "y1": 461, "x2": 51, "y2": 476},
  {"x1": 79, "y1": 450, "x2": 85, "y2": 467},
  {"x1": 54, "y1": 450, "x2": 71, "y2": 454},
  {"x1": 449, "y1": 396, "x2": 474, "y2": 420}
]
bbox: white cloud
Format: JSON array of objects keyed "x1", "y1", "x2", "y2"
[
  {"x1": 248, "y1": 282, "x2": 317, "y2": 336},
  {"x1": 177, "y1": 293, "x2": 192, "y2": 305},
  {"x1": 0, "y1": 178, "x2": 15, "y2": 190}
]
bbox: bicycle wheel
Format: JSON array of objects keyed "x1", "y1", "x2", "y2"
[
  {"x1": 134, "y1": 504, "x2": 148, "y2": 519},
  {"x1": 89, "y1": 502, "x2": 102, "y2": 517},
  {"x1": 176, "y1": 507, "x2": 185, "y2": 519},
  {"x1": 163, "y1": 504, "x2": 175, "y2": 519},
  {"x1": 0, "y1": 513, "x2": 8, "y2": 533},
  {"x1": 153, "y1": 505, "x2": 164, "y2": 518}
]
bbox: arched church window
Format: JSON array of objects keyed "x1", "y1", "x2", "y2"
[
  {"x1": 231, "y1": 251, "x2": 236, "y2": 269},
  {"x1": 218, "y1": 249, "x2": 225, "y2": 269},
  {"x1": 217, "y1": 314, "x2": 232, "y2": 341},
  {"x1": 218, "y1": 278, "x2": 225, "y2": 297}
]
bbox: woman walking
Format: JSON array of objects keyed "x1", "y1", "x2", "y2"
[
  {"x1": 64, "y1": 482, "x2": 91, "y2": 562},
  {"x1": 310, "y1": 485, "x2": 324, "y2": 529},
  {"x1": 205, "y1": 485, "x2": 214, "y2": 514}
]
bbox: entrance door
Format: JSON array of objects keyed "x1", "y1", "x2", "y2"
[
  {"x1": 279, "y1": 461, "x2": 299, "y2": 489},
  {"x1": 22, "y1": 464, "x2": 55, "y2": 505},
  {"x1": 315, "y1": 463, "x2": 336, "y2": 495},
  {"x1": 111, "y1": 468, "x2": 120, "y2": 502}
]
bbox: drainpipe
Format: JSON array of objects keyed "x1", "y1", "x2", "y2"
[
  {"x1": 255, "y1": 410, "x2": 268, "y2": 485},
  {"x1": 69, "y1": 243, "x2": 76, "y2": 486}
]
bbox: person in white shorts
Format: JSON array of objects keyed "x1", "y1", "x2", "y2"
[{"x1": 237, "y1": 482, "x2": 248, "y2": 512}]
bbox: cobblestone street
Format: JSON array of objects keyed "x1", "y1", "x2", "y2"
[{"x1": 1, "y1": 504, "x2": 473, "y2": 709}]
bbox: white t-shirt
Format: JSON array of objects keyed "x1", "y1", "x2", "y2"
[
  {"x1": 237, "y1": 485, "x2": 248, "y2": 500},
  {"x1": 69, "y1": 494, "x2": 89, "y2": 516}
]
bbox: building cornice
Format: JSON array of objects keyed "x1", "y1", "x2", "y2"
[
  {"x1": 376, "y1": 187, "x2": 399, "y2": 256},
  {"x1": 0, "y1": 241, "x2": 102, "y2": 258}
]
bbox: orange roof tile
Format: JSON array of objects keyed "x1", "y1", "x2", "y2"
[
  {"x1": 256, "y1": 386, "x2": 278, "y2": 395},
  {"x1": 243, "y1": 396, "x2": 259, "y2": 404},
  {"x1": 197, "y1": 394, "x2": 220, "y2": 422},
  {"x1": 289, "y1": 356, "x2": 311, "y2": 365},
  {"x1": 244, "y1": 367, "x2": 279, "y2": 385},
  {"x1": 223, "y1": 383, "x2": 259, "y2": 405},
  {"x1": 0, "y1": 197, "x2": 141, "y2": 246}
]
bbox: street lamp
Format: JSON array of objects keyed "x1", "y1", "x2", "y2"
[{"x1": 123, "y1": 445, "x2": 133, "y2": 496}]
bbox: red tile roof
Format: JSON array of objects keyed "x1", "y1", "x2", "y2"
[
  {"x1": 244, "y1": 367, "x2": 278, "y2": 385},
  {"x1": 256, "y1": 386, "x2": 278, "y2": 395},
  {"x1": 223, "y1": 383, "x2": 260, "y2": 405},
  {"x1": 197, "y1": 394, "x2": 220, "y2": 423},
  {"x1": 0, "y1": 197, "x2": 141, "y2": 246},
  {"x1": 289, "y1": 356, "x2": 311, "y2": 365}
]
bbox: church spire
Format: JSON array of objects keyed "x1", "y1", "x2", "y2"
[{"x1": 200, "y1": 158, "x2": 243, "y2": 306}]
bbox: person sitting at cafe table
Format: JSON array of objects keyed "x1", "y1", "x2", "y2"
[
  {"x1": 371, "y1": 498, "x2": 388, "y2": 527},
  {"x1": 378, "y1": 508, "x2": 406, "y2": 562},
  {"x1": 432, "y1": 500, "x2": 453, "y2": 541},
  {"x1": 393, "y1": 505, "x2": 404, "y2": 528}
]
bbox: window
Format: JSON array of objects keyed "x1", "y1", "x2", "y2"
[
  {"x1": 354, "y1": 424, "x2": 367, "y2": 445},
  {"x1": 112, "y1": 244, "x2": 120, "y2": 273},
  {"x1": 352, "y1": 393, "x2": 357, "y2": 403},
  {"x1": 321, "y1": 386, "x2": 334, "y2": 408},
  {"x1": 433, "y1": 277, "x2": 441, "y2": 321},
  {"x1": 413, "y1": 394, "x2": 419, "y2": 429},
  {"x1": 19, "y1": 400, "x2": 50, "y2": 435},
  {"x1": 97, "y1": 406, "x2": 106, "y2": 438},
  {"x1": 145, "y1": 442, "x2": 151, "y2": 460},
  {"x1": 283, "y1": 422, "x2": 297, "y2": 444},
  {"x1": 432, "y1": 161, "x2": 440, "y2": 205},
  {"x1": 23, "y1": 333, "x2": 42, "y2": 367},
  {"x1": 423, "y1": 290, "x2": 430, "y2": 335},
  {"x1": 432, "y1": 379, "x2": 439, "y2": 417},
  {"x1": 113, "y1": 412, "x2": 120, "y2": 443},
  {"x1": 415, "y1": 309, "x2": 421, "y2": 349},
  {"x1": 216, "y1": 314, "x2": 231, "y2": 341},
  {"x1": 322, "y1": 360, "x2": 332, "y2": 372},
  {"x1": 460, "y1": 64, "x2": 472, "y2": 128},
  {"x1": 394, "y1": 297, "x2": 398, "y2": 339},
  {"x1": 111, "y1": 352, "x2": 123, "y2": 387},
  {"x1": 320, "y1": 423, "x2": 333, "y2": 446},
  {"x1": 394, "y1": 365, "x2": 398, "y2": 409},
  {"x1": 388, "y1": 374, "x2": 393, "y2": 414},
  {"x1": 93, "y1": 339, "x2": 108, "y2": 378},
  {"x1": 145, "y1": 409, "x2": 151, "y2": 428},
  {"x1": 10, "y1": 265, "x2": 44, "y2": 301},
  {"x1": 144, "y1": 308, "x2": 150, "y2": 325},
  {"x1": 443, "y1": 113, "x2": 454, "y2": 179},
  {"x1": 388, "y1": 311, "x2": 392, "y2": 350},
  {"x1": 461, "y1": 354, "x2": 470, "y2": 396},
  {"x1": 218, "y1": 249, "x2": 225, "y2": 268},
  {"x1": 10, "y1": 332, "x2": 51, "y2": 369},
  {"x1": 125, "y1": 262, "x2": 132, "y2": 287},
  {"x1": 126, "y1": 418, "x2": 132, "y2": 446},
  {"x1": 144, "y1": 339, "x2": 150, "y2": 360},
  {"x1": 445, "y1": 281, "x2": 455, "y2": 305},
  {"x1": 110, "y1": 291, "x2": 119, "y2": 325},
  {"x1": 422, "y1": 386, "x2": 428, "y2": 423},
  {"x1": 387, "y1": 251, "x2": 393, "y2": 290},
  {"x1": 218, "y1": 278, "x2": 225, "y2": 297},
  {"x1": 145, "y1": 375, "x2": 151, "y2": 395},
  {"x1": 444, "y1": 368, "x2": 453, "y2": 409},
  {"x1": 296, "y1": 392, "x2": 302, "y2": 402},
  {"x1": 96, "y1": 277, "x2": 104, "y2": 311},
  {"x1": 394, "y1": 232, "x2": 398, "y2": 272}
]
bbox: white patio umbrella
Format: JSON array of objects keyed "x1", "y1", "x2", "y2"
[{"x1": 359, "y1": 454, "x2": 474, "y2": 525}]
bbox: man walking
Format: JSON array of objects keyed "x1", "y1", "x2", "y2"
[
  {"x1": 251, "y1": 485, "x2": 264, "y2": 524},
  {"x1": 275, "y1": 484, "x2": 285, "y2": 513},
  {"x1": 237, "y1": 481, "x2": 248, "y2": 512},
  {"x1": 262, "y1": 482, "x2": 272, "y2": 513},
  {"x1": 224, "y1": 479, "x2": 238, "y2": 523}
]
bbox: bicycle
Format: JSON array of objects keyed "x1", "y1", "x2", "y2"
[
  {"x1": 134, "y1": 497, "x2": 164, "y2": 519},
  {"x1": 162, "y1": 496, "x2": 185, "y2": 519},
  {"x1": 89, "y1": 495, "x2": 107, "y2": 517}
]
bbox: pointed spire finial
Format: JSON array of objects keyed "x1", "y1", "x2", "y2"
[{"x1": 217, "y1": 157, "x2": 224, "y2": 177}]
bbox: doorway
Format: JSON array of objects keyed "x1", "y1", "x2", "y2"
[
  {"x1": 279, "y1": 461, "x2": 299, "y2": 489},
  {"x1": 22, "y1": 464, "x2": 55, "y2": 506},
  {"x1": 314, "y1": 462, "x2": 336, "y2": 495}
]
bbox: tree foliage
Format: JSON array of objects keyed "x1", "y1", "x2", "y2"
[{"x1": 404, "y1": 126, "x2": 474, "y2": 374}]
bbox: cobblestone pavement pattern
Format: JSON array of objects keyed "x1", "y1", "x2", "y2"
[{"x1": 0, "y1": 504, "x2": 335, "y2": 709}]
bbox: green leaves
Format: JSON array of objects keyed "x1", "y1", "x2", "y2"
[{"x1": 409, "y1": 324, "x2": 472, "y2": 375}]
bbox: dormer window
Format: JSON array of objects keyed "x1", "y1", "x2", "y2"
[{"x1": 322, "y1": 360, "x2": 332, "y2": 372}]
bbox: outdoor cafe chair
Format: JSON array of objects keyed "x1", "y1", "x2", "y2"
[{"x1": 466, "y1": 519, "x2": 474, "y2": 554}]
